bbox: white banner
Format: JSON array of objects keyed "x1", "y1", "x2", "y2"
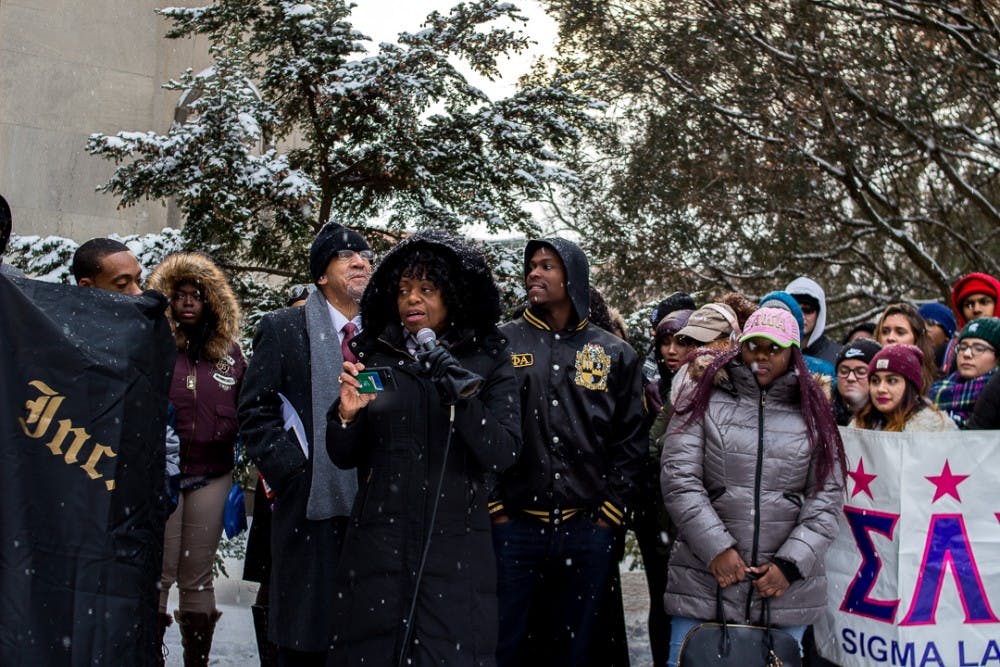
[{"x1": 815, "y1": 428, "x2": 1000, "y2": 666}]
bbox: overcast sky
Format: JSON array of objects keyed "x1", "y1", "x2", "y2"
[{"x1": 349, "y1": 0, "x2": 559, "y2": 97}]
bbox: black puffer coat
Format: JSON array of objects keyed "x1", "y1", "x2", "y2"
[{"x1": 325, "y1": 232, "x2": 522, "y2": 667}]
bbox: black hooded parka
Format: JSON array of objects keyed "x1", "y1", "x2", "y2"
[{"x1": 325, "y1": 231, "x2": 522, "y2": 667}]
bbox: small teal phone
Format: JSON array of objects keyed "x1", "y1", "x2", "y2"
[{"x1": 355, "y1": 367, "x2": 397, "y2": 394}]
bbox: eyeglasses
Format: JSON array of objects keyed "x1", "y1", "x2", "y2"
[
  {"x1": 744, "y1": 339, "x2": 785, "y2": 356},
  {"x1": 837, "y1": 366, "x2": 868, "y2": 379},
  {"x1": 171, "y1": 291, "x2": 204, "y2": 303},
  {"x1": 799, "y1": 304, "x2": 817, "y2": 315},
  {"x1": 957, "y1": 342, "x2": 996, "y2": 356},
  {"x1": 335, "y1": 249, "x2": 375, "y2": 262}
]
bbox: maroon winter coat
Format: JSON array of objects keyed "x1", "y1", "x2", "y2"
[{"x1": 169, "y1": 346, "x2": 246, "y2": 476}]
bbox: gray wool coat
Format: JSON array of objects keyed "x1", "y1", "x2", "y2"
[{"x1": 660, "y1": 363, "x2": 843, "y2": 626}]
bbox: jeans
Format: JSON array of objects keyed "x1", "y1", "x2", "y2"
[
  {"x1": 666, "y1": 615, "x2": 806, "y2": 666},
  {"x1": 492, "y1": 513, "x2": 617, "y2": 667}
]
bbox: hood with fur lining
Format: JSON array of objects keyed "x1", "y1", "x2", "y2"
[{"x1": 147, "y1": 252, "x2": 242, "y2": 363}]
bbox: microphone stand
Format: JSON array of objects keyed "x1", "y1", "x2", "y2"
[{"x1": 397, "y1": 402, "x2": 456, "y2": 667}]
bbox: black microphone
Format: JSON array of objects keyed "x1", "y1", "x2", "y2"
[{"x1": 414, "y1": 327, "x2": 483, "y2": 401}]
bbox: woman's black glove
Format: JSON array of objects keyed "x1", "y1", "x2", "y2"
[
  {"x1": 418, "y1": 345, "x2": 484, "y2": 405},
  {"x1": 420, "y1": 344, "x2": 457, "y2": 380}
]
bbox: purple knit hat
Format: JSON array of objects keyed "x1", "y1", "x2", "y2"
[
  {"x1": 655, "y1": 309, "x2": 694, "y2": 341},
  {"x1": 868, "y1": 344, "x2": 924, "y2": 390}
]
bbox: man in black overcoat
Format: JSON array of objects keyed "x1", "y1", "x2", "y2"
[{"x1": 238, "y1": 223, "x2": 373, "y2": 666}]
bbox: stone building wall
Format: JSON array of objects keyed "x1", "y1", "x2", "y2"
[{"x1": 0, "y1": 0, "x2": 209, "y2": 241}]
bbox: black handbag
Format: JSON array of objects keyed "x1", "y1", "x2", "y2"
[{"x1": 678, "y1": 585, "x2": 802, "y2": 667}]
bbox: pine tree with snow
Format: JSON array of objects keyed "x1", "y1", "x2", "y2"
[{"x1": 87, "y1": 0, "x2": 600, "y2": 279}]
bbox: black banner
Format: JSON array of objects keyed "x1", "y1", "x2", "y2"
[{"x1": 0, "y1": 274, "x2": 175, "y2": 666}]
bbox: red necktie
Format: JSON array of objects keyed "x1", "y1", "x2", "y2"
[{"x1": 341, "y1": 322, "x2": 358, "y2": 363}]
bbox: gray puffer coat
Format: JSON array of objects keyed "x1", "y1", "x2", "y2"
[{"x1": 660, "y1": 362, "x2": 843, "y2": 625}]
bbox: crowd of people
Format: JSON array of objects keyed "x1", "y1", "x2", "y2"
[{"x1": 2, "y1": 198, "x2": 998, "y2": 666}]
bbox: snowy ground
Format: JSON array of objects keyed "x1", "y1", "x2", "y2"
[{"x1": 163, "y1": 559, "x2": 654, "y2": 666}]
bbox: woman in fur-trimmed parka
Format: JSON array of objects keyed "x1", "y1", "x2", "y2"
[
  {"x1": 660, "y1": 308, "x2": 845, "y2": 666},
  {"x1": 326, "y1": 231, "x2": 521, "y2": 667},
  {"x1": 147, "y1": 252, "x2": 246, "y2": 667}
]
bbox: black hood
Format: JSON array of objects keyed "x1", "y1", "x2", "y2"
[
  {"x1": 524, "y1": 237, "x2": 590, "y2": 324},
  {"x1": 360, "y1": 230, "x2": 502, "y2": 341}
]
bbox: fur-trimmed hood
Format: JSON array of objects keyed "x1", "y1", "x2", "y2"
[
  {"x1": 360, "y1": 230, "x2": 503, "y2": 346},
  {"x1": 147, "y1": 252, "x2": 242, "y2": 362}
]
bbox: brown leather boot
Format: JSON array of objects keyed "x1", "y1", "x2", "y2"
[
  {"x1": 156, "y1": 613, "x2": 173, "y2": 667},
  {"x1": 173, "y1": 609, "x2": 222, "y2": 667}
]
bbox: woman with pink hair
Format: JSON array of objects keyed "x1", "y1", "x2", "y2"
[{"x1": 660, "y1": 307, "x2": 845, "y2": 665}]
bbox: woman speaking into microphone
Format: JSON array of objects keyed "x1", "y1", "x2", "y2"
[{"x1": 326, "y1": 230, "x2": 522, "y2": 667}]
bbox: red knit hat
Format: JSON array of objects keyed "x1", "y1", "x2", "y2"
[
  {"x1": 868, "y1": 344, "x2": 924, "y2": 391},
  {"x1": 951, "y1": 272, "x2": 1000, "y2": 327}
]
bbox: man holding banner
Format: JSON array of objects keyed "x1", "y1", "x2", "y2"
[{"x1": 0, "y1": 268, "x2": 176, "y2": 664}]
